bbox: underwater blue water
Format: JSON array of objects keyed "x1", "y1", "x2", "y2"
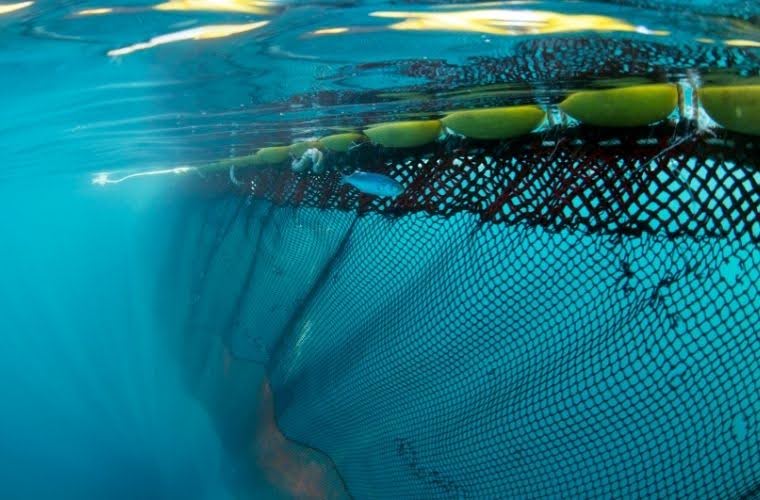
[
  {"x1": 0, "y1": 3, "x2": 259, "y2": 497},
  {"x1": 0, "y1": 1, "x2": 758, "y2": 498}
]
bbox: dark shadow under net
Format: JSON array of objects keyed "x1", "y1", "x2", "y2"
[{"x1": 194, "y1": 123, "x2": 759, "y2": 498}]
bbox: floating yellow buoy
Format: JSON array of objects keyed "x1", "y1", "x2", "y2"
[
  {"x1": 251, "y1": 146, "x2": 290, "y2": 166},
  {"x1": 364, "y1": 120, "x2": 442, "y2": 148},
  {"x1": 559, "y1": 84, "x2": 678, "y2": 127},
  {"x1": 318, "y1": 133, "x2": 366, "y2": 152},
  {"x1": 441, "y1": 105, "x2": 546, "y2": 140},
  {"x1": 699, "y1": 85, "x2": 760, "y2": 136},
  {"x1": 288, "y1": 141, "x2": 322, "y2": 157},
  {"x1": 210, "y1": 154, "x2": 259, "y2": 170}
]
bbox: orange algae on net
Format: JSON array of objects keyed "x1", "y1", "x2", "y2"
[
  {"x1": 559, "y1": 84, "x2": 678, "y2": 127},
  {"x1": 699, "y1": 85, "x2": 760, "y2": 136},
  {"x1": 442, "y1": 105, "x2": 546, "y2": 140},
  {"x1": 254, "y1": 380, "x2": 350, "y2": 499},
  {"x1": 364, "y1": 120, "x2": 442, "y2": 148}
]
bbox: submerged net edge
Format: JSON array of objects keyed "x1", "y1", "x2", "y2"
[{"x1": 198, "y1": 123, "x2": 759, "y2": 243}]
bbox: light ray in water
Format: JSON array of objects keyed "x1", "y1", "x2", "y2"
[
  {"x1": 153, "y1": 0, "x2": 274, "y2": 14},
  {"x1": 0, "y1": 1, "x2": 32, "y2": 15},
  {"x1": 311, "y1": 9, "x2": 669, "y2": 37},
  {"x1": 370, "y1": 9, "x2": 668, "y2": 36},
  {"x1": 107, "y1": 21, "x2": 269, "y2": 56},
  {"x1": 76, "y1": 7, "x2": 113, "y2": 15},
  {"x1": 92, "y1": 166, "x2": 193, "y2": 185},
  {"x1": 724, "y1": 39, "x2": 760, "y2": 47},
  {"x1": 312, "y1": 27, "x2": 349, "y2": 36},
  {"x1": 77, "y1": 0, "x2": 275, "y2": 16}
]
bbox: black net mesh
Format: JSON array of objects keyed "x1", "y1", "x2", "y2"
[
  {"x1": 266, "y1": 213, "x2": 758, "y2": 498},
  {"x1": 226, "y1": 123, "x2": 760, "y2": 242},
  {"x1": 191, "y1": 120, "x2": 759, "y2": 497}
]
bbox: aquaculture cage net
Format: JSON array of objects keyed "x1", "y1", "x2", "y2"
[{"x1": 199, "y1": 118, "x2": 760, "y2": 498}]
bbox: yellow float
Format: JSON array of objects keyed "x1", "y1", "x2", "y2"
[
  {"x1": 288, "y1": 141, "x2": 322, "y2": 157},
  {"x1": 699, "y1": 85, "x2": 760, "y2": 136},
  {"x1": 441, "y1": 105, "x2": 546, "y2": 140},
  {"x1": 251, "y1": 146, "x2": 290, "y2": 166},
  {"x1": 318, "y1": 133, "x2": 366, "y2": 152},
  {"x1": 559, "y1": 84, "x2": 678, "y2": 127},
  {"x1": 364, "y1": 120, "x2": 442, "y2": 148}
]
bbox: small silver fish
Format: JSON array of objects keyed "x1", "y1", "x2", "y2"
[{"x1": 340, "y1": 171, "x2": 405, "y2": 198}]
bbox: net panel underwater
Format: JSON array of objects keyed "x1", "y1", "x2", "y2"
[{"x1": 0, "y1": 1, "x2": 758, "y2": 498}]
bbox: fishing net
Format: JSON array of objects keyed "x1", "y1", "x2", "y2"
[
  {"x1": 152, "y1": 14, "x2": 760, "y2": 492},
  {"x1": 186, "y1": 115, "x2": 760, "y2": 498}
]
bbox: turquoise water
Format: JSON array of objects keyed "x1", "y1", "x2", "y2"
[{"x1": 1, "y1": 1, "x2": 758, "y2": 498}]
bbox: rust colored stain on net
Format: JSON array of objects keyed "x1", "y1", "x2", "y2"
[{"x1": 253, "y1": 379, "x2": 351, "y2": 499}]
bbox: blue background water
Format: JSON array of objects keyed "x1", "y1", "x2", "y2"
[
  {"x1": 0, "y1": 1, "x2": 758, "y2": 498},
  {"x1": 0, "y1": 7, "x2": 243, "y2": 494}
]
